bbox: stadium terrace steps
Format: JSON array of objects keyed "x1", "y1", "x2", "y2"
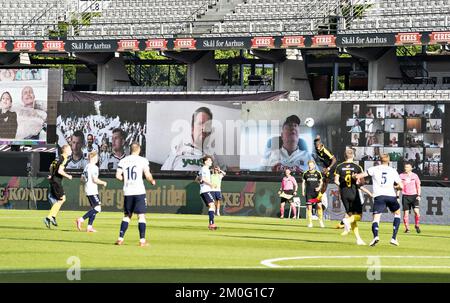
[{"x1": 322, "y1": 89, "x2": 450, "y2": 101}]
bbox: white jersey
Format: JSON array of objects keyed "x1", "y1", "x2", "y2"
[
  {"x1": 66, "y1": 156, "x2": 88, "y2": 170},
  {"x1": 263, "y1": 147, "x2": 312, "y2": 173},
  {"x1": 198, "y1": 166, "x2": 212, "y2": 194},
  {"x1": 82, "y1": 144, "x2": 99, "y2": 160},
  {"x1": 367, "y1": 164, "x2": 402, "y2": 197},
  {"x1": 118, "y1": 155, "x2": 149, "y2": 196},
  {"x1": 106, "y1": 153, "x2": 126, "y2": 171},
  {"x1": 161, "y1": 139, "x2": 223, "y2": 171},
  {"x1": 99, "y1": 152, "x2": 109, "y2": 169},
  {"x1": 83, "y1": 163, "x2": 99, "y2": 196}
]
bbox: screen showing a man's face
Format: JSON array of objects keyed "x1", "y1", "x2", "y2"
[
  {"x1": 21, "y1": 86, "x2": 35, "y2": 108},
  {"x1": 112, "y1": 131, "x2": 124, "y2": 154},
  {"x1": 281, "y1": 123, "x2": 299, "y2": 146},
  {"x1": 87, "y1": 135, "x2": 94, "y2": 147},
  {"x1": 192, "y1": 112, "x2": 212, "y2": 147},
  {"x1": 70, "y1": 136, "x2": 83, "y2": 158}
]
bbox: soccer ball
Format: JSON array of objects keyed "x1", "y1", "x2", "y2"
[{"x1": 305, "y1": 117, "x2": 315, "y2": 128}]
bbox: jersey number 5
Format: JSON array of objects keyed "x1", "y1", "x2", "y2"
[{"x1": 381, "y1": 172, "x2": 387, "y2": 184}]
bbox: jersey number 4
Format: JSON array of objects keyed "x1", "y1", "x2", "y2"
[{"x1": 126, "y1": 166, "x2": 137, "y2": 180}]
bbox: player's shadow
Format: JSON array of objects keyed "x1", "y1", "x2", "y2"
[
  {"x1": 1, "y1": 235, "x2": 114, "y2": 246},
  {"x1": 219, "y1": 234, "x2": 344, "y2": 245},
  {"x1": 0, "y1": 225, "x2": 76, "y2": 233}
]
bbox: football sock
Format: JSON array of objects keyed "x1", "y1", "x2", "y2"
[
  {"x1": 351, "y1": 222, "x2": 361, "y2": 240},
  {"x1": 372, "y1": 222, "x2": 379, "y2": 238},
  {"x1": 403, "y1": 214, "x2": 409, "y2": 229},
  {"x1": 208, "y1": 211, "x2": 215, "y2": 225},
  {"x1": 138, "y1": 223, "x2": 146, "y2": 240},
  {"x1": 88, "y1": 213, "x2": 97, "y2": 226},
  {"x1": 393, "y1": 215, "x2": 401, "y2": 239},
  {"x1": 119, "y1": 220, "x2": 129, "y2": 239},
  {"x1": 292, "y1": 205, "x2": 297, "y2": 218},
  {"x1": 280, "y1": 206, "x2": 284, "y2": 218},
  {"x1": 414, "y1": 214, "x2": 420, "y2": 227},
  {"x1": 307, "y1": 209, "x2": 312, "y2": 225},
  {"x1": 82, "y1": 209, "x2": 98, "y2": 221},
  {"x1": 317, "y1": 208, "x2": 323, "y2": 221},
  {"x1": 48, "y1": 202, "x2": 62, "y2": 219}
]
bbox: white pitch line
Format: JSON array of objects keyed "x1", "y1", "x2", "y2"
[{"x1": 261, "y1": 255, "x2": 450, "y2": 268}]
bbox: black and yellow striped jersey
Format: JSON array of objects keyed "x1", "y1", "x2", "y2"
[
  {"x1": 334, "y1": 161, "x2": 363, "y2": 190},
  {"x1": 315, "y1": 145, "x2": 335, "y2": 168}
]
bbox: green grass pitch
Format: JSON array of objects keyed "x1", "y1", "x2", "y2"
[{"x1": 0, "y1": 210, "x2": 449, "y2": 283}]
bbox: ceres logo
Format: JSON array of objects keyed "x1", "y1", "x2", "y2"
[
  {"x1": 311, "y1": 35, "x2": 336, "y2": 47},
  {"x1": 281, "y1": 36, "x2": 305, "y2": 47},
  {"x1": 117, "y1": 39, "x2": 139, "y2": 51},
  {"x1": 251, "y1": 37, "x2": 275, "y2": 48},
  {"x1": 42, "y1": 40, "x2": 65, "y2": 52},
  {"x1": 429, "y1": 32, "x2": 450, "y2": 44},
  {"x1": 13, "y1": 40, "x2": 36, "y2": 51},
  {"x1": 145, "y1": 39, "x2": 168, "y2": 50},
  {"x1": 174, "y1": 38, "x2": 196, "y2": 49},
  {"x1": 0, "y1": 41, "x2": 6, "y2": 52},
  {"x1": 395, "y1": 33, "x2": 421, "y2": 45}
]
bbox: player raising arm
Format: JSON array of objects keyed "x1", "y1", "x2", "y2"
[
  {"x1": 354, "y1": 154, "x2": 403, "y2": 246},
  {"x1": 115, "y1": 143, "x2": 156, "y2": 247},
  {"x1": 76, "y1": 151, "x2": 107, "y2": 232}
]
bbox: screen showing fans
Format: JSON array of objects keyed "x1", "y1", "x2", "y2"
[{"x1": 343, "y1": 102, "x2": 448, "y2": 179}]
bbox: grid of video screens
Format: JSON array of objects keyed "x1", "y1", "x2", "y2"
[{"x1": 345, "y1": 103, "x2": 446, "y2": 178}]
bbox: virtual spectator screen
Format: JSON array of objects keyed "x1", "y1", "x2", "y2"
[
  {"x1": 0, "y1": 69, "x2": 48, "y2": 145},
  {"x1": 55, "y1": 100, "x2": 449, "y2": 181},
  {"x1": 342, "y1": 102, "x2": 449, "y2": 180}
]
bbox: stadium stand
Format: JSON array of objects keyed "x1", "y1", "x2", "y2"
[
  {"x1": 341, "y1": 0, "x2": 450, "y2": 33},
  {"x1": 1, "y1": 0, "x2": 449, "y2": 38},
  {"x1": 324, "y1": 89, "x2": 450, "y2": 101}
]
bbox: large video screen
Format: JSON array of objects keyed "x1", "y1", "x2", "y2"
[
  {"x1": 239, "y1": 102, "x2": 342, "y2": 173},
  {"x1": 342, "y1": 102, "x2": 449, "y2": 179},
  {"x1": 56, "y1": 101, "x2": 147, "y2": 171},
  {"x1": 0, "y1": 69, "x2": 48, "y2": 145},
  {"x1": 55, "y1": 99, "x2": 450, "y2": 181},
  {"x1": 146, "y1": 101, "x2": 241, "y2": 172}
]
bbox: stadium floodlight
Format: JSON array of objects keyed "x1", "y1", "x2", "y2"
[{"x1": 19, "y1": 53, "x2": 31, "y2": 65}]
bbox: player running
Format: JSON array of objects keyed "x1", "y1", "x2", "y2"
[
  {"x1": 399, "y1": 162, "x2": 422, "y2": 233},
  {"x1": 334, "y1": 149, "x2": 373, "y2": 245},
  {"x1": 198, "y1": 155, "x2": 218, "y2": 230},
  {"x1": 302, "y1": 160, "x2": 324, "y2": 228},
  {"x1": 76, "y1": 151, "x2": 107, "y2": 232},
  {"x1": 43, "y1": 145, "x2": 73, "y2": 228},
  {"x1": 354, "y1": 154, "x2": 403, "y2": 246},
  {"x1": 211, "y1": 165, "x2": 226, "y2": 216},
  {"x1": 115, "y1": 143, "x2": 156, "y2": 247}
]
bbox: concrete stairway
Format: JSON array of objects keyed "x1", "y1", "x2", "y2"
[{"x1": 193, "y1": 0, "x2": 245, "y2": 35}]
